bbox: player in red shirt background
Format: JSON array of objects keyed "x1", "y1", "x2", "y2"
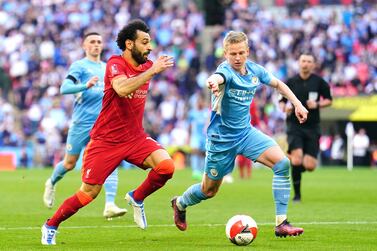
[
  {"x1": 41, "y1": 19, "x2": 175, "y2": 245},
  {"x1": 236, "y1": 99, "x2": 261, "y2": 179}
]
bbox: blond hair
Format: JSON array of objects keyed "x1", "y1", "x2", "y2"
[{"x1": 223, "y1": 31, "x2": 248, "y2": 50}]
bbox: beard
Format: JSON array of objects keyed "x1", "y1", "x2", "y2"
[{"x1": 131, "y1": 47, "x2": 149, "y2": 64}]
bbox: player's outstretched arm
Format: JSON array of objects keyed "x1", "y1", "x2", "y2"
[
  {"x1": 206, "y1": 74, "x2": 225, "y2": 97},
  {"x1": 270, "y1": 77, "x2": 308, "y2": 124},
  {"x1": 60, "y1": 76, "x2": 98, "y2": 95},
  {"x1": 112, "y1": 56, "x2": 174, "y2": 97}
]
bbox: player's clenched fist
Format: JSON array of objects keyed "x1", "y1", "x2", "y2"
[{"x1": 294, "y1": 104, "x2": 308, "y2": 124}]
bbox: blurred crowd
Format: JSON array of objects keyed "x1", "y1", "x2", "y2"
[
  {"x1": 320, "y1": 127, "x2": 377, "y2": 166},
  {"x1": 0, "y1": 0, "x2": 376, "y2": 167}
]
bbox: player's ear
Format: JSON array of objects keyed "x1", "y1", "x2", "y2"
[
  {"x1": 81, "y1": 40, "x2": 87, "y2": 51},
  {"x1": 125, "y1": 39, "x2": 134, "y2": 50}
]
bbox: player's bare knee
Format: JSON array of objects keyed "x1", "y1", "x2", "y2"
[
  {"x1": 80, "y1": 184, "x2": 101, "y2": 199},
  {"x1": 203, "y1": 189, "x2": 217, "y2": 198},
  {"x1": 304, "y1": 164, "x2": 316, "y2": 172},
  {"x1": 303, "y1": 158, "x2": 317, "y2": 172},
  {"x1": 291, "y1": 158, "x2": 302, "y2": 166},
  {"x1": 63, "y1": 159, "x2": 77, "y2": 170},
  {"x1": 290, "y1": 151, "x2": 303, "y2": 166}
]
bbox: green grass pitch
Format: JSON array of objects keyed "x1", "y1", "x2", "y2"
[{"x1": 1, "y1": 166, "x2": 376, "y2": 250}]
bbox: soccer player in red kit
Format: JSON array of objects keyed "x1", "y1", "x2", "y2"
[{"x1": 41, "y1": 19, "x2": 175, "y2": 245}]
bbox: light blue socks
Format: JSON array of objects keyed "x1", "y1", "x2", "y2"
[
  {"x1": 178, "y1": 183, "x2": 208, "y2": 209},
  {"x1": 104, "y1": 169, "x2": 118, "y2": 203},
  {"x1": 272, "y1": 157, "x2": 291, "y2": 216},
  {"x1": 50, "y1": 161, "x2": 69, "y2": 185}
]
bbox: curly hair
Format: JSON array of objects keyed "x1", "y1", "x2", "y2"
[{"x1": 116, "y1": 19, "x2": 150, "y2": 51}]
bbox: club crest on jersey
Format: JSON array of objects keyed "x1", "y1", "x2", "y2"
[
  {"x1": 210, "y1": 168, "x2": 218, "y2": 177},
  {"x1": 66, "y1": 144, "x2": 72, "y2": 151},
  {"x1": 111, "y1": 64, "x2": 119, "y2": 75},
  {"x1": 251, "y1": 76, "x2": 259, "y2": 85}
]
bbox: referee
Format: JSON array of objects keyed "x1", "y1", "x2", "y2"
[{"x1": 280, "y1": 52, "x2": 332, "y2": 202}]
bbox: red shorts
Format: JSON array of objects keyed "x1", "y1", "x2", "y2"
[{"x1": 82, "y1": 134, "x2": 163, "y2": 185}]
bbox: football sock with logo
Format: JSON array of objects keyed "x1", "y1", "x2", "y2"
[
  {"x1": 104, "y1": 169, "x2": 118, "y2": 203},
  {"x1": 272, "y1": 157, "x2": 291, "y2": 224},
  {"x1": 178, "y1": 183, "x2": 208, "y2": 209},
  {"x1": 133, "y1": 159, "x2": 174, "y2": 202},
  {"x1": 50, "y1": 161, "x2": 69, "y2": 186},
  {"x1": 291, "y1": 164, "x2": 303, "y2": 198},
  {"x1": 47, "y1": 190, "x2": 93, "y2": 227}
]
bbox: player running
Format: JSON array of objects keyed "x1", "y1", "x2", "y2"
[
  {"x1": 172, "y1": 31, "x2": 307, "y2": 237},
  {"x1": 42, "y1": 32, "x2": 126, "y2": 219},
  {"x1": 41, "y1": 19, "x2": 175, "y2": 245}
]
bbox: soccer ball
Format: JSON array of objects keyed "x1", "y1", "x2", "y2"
[{"x1": 225, "y1": 215, "x2": 258, "y2": 246}]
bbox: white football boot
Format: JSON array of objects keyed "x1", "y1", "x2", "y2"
[
  {"x1": 43, "y1": 178, "x2": 55, "y2": 208},
  {"x1": 41, "y1": 223, "x2": 57, "y2": 245},
  {"x1": 103, "y1": 203, "x2": 127, "y2": 220},
  {"x1": 125, "y1": 191, "x2": 147, "y2": 229}
]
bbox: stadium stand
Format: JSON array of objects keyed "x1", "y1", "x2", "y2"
[{"x1": 0, "y1": 0, "x2": 375, "y2": 167}]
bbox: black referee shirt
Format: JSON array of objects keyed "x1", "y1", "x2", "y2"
[{"x1": 281, "y1": 73, "x2": 332, "y2": 127}]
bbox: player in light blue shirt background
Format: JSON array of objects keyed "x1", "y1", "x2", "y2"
[
  {"x1": 43, "y1": 32, "x2": 126, "y2": 219},
  {"x1": 172, "y1": 31, "x2": 308, "y2": 237}
]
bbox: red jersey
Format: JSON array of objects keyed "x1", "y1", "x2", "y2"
[{"x1": 90, "y1": 55, "x2": 153, "y2": 142}]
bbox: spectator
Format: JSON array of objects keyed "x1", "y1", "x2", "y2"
[
  {"x1": 330, "y1": 134, "x2": 345, "y2": 165},
  {"x1": 353, "y1": 128, "x2": 370, "y2": 166}
]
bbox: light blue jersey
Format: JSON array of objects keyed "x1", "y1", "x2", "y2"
[
  {"x1": 49, "y1": 58, "x2": 121, "y2": 208},
  {"x1": 208, "y1": 60, "x2": 272, "y2": 141},
  {"x1": 67, "y1": 58, "x2": 106, "y2": 127},
  {"x1": 188, "y1": 108, "x2": 209, "y2": 151},
  {"x1": 62, "y1": 58, "x2": 105, "y2": 154},
  {"x1": 205, "y1": 60, "x2": 277, "y2": 180}
]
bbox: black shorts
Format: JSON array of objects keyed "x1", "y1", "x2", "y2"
[{"x1": 287, "y1": 123, "x2": 320, "y2": 158}]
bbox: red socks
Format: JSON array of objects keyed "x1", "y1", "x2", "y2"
[
  {"x1": 133, "y1": 159, "x2": 174, "y2": 202},
  {"x1": 47, "y1": 191, "x2": 93, "y2": 227}
]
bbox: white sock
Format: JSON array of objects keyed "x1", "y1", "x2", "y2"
[
  {"x1": 276, "y1": 215, "x2": 287, "y2": 226},
  {"x1": 105, "y1": 202, "x2": 115, "y2": 208}
]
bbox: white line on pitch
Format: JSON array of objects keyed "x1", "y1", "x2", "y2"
[{"x1": 1, "y1": 221, "x2": 377, "y2": 231}]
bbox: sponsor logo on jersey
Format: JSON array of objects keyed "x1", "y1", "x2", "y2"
[
  {"x1": 229, "y1": 88, "x2": 256, "y2": 102},
  {"x1": 111, "y1": 64, "x2": 119, "y2": 75}
]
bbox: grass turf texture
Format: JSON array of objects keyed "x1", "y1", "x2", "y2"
[{"x1": 1, "y1": 167, "x2": 376, "y2": 250}]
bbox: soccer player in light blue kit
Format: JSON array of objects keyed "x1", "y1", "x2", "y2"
[
  {"x1": 172, "y1": 31, "x2": 308, "y2": 237},
  {"x1": 43, "y1": 32, "x2": 127, "y2": 219}
]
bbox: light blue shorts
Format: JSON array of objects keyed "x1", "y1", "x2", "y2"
[
  {"x1": 65, "y1": 125, "x2": 91, "y2": 155},
  {"x1": 205, "y1": 127, "x2": 277, "y2": 180}
]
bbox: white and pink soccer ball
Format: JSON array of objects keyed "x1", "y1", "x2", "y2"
[{"x1": 225, "y1": 215, "x2": 258, "y2": 246}]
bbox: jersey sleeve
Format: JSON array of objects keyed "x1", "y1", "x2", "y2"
[
  {"x1": 66, "y1": 61, "x2": 82, "y2": 84},
  {"x1": 60, "y1": 61, "x2": 87, "y2": 94},
  {"x1": 319, "y1": 77, "x2": 333, "y2": 100},
  {"x1": 256, "y1": 64, "x2": 273, "y2": 85},
  {"x1": 106, "y1": 57, "x2": 127, "y2": 83},
  {"x1": 214, "y1": 63, "x2": 232, "y2": 84}
]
